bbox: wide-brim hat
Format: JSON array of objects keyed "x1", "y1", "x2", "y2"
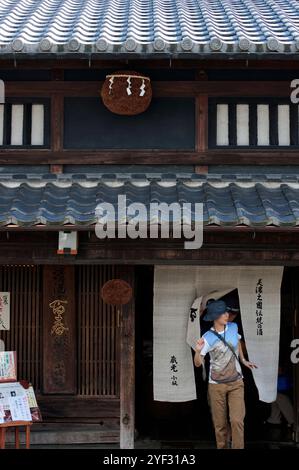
[
  {"x1": 201, "y1": 288, "x2": 235, "y2": 312},
  {"x1": 203, "y1": 299, "x2": 228, "y2": 321},
  {"x1": 219, "y1": 289, "x2": 240, "y2": 314}
]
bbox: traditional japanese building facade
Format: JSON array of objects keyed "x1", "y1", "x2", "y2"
[{"x1": 0, "y1": 0, "x2": 298, "y2": 448}]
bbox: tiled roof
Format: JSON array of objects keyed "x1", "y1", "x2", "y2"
[
  {"x1": 0, "y1": 0, "x2": 299, "y2": 56},
  {"x1": 1, "y1": 177, "x2": 299, "y2": 227}
]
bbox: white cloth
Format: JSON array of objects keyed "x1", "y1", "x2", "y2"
[
  {"x1": 153, "y1": 266, "x2": 197, "y2": 402},
  {"x1": 186, "y1": 296, "x2": 207, "y2": 382},
  {"x1": 153, "y1": 265, "x2": 283, "y2": 403},
  {"x1": 238, "y1": 266, "x2": 283, "y2": 403},
  {"x1": 186, "y1": 296, "x2": 202, "y2": 352}
]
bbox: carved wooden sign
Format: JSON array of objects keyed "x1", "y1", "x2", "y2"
[
  {"x1": 43, "y1": 266, "x2": 76, "y2": 394},
  {"x1": 49, "y1": 300, "x2": 69, "y2": 336}
]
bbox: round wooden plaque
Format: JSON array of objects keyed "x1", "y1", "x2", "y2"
[{"x1": 101, "y1": 279, "x2": 133, "y2": 305}]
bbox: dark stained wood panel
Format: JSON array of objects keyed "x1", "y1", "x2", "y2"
[
  {"x1": 37, "y1": 396, "x2": 120, "y2": 419},
  {"x1": 64, "y1": 97, "x2": 195, "y2": 150},
  {"x1": 42, "y1": 266, "x2": 76, "y2": 394},
  {"x1": 77, "y1": 265, "x2": 120, "y2": 397},
  {"x1": 0, "y1": 265, "x2": 42, "y2": 390}
]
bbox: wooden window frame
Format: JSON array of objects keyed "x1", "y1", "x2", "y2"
[
  {"x1": 0, "y1": 98, "x2": 50, "y2": 149},
  {"x1": 209, "y1": 97, "x2": 299, "y2": 150},
  {"x1": 0, "y1": 79, "x2": 298, "y2": 165}
]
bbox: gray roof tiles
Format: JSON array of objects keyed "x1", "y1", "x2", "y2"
[
  {"x1": 1, "y1": 0, "x2": 299, "y2": 55},
  {"x1": 0, "y1": 177, "x2": 299, "y2": 227}
]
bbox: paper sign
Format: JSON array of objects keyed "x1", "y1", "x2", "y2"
[
  {"x1": 0, "y1": 403, "x2": 4, "y2": 423},
  {"x1": 9, "y1": 394, "x2": 32, "y2": 422},
  {"x1": 26, "y1": 386, "x2": 38, "y2": 408},
  {"x1": 0, "y1": 351, "x2": 17, "y2": 382},
  {"x1": 0, "y1": 292, "x2": 10, "y2": 330},
  {"x1": 0, "y1": 382, "x2": 42, "y2": 423}
]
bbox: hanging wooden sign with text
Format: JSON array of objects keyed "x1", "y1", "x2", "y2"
[
  {"x1": 0, "y1": 293, "x2": 10, "y2": 330},
  {"x1": 42, "y1": 266, "x2": 76, "y2": 394}
]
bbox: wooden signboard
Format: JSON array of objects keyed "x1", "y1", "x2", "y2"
[{"x1": 42, "y1": 266, "x2": 76, "y2": 394}]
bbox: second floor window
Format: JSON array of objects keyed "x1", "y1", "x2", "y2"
[
  {"x1": 0, "y1": 99, "x2": 50, "y2": 148},
  {"x1": 209, "y1": 98, "x2": 298, "y2": 148}
]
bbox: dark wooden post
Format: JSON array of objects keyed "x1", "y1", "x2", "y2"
[
  {"x1": 116, "y1": 266, "x2": 135, "y2": 449},
  {"x1": 294, "y1": 306, "x2": 299, "y2": 442},
  {"x1": 42, "y1": 265, "x2": 77, "y2": 394}
]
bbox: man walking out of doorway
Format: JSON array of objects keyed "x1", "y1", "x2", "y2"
[{"x1": 194, "y1": 300, "x2": 257, "y2": 449}]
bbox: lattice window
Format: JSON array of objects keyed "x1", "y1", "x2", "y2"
[
  {"x1": 209, "y1": 98, "x2": 298, "y2": 148},
  {"x1": 77, "y1": 265, "x2": 120, "y2": 397},
  {"x1": 0, "y1": 265, "x2": 42, "y2": 391},
  {"x1": 0, "y1": 99, "x2": 50, "y2": 148}
]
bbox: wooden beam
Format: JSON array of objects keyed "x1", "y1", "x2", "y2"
[
  {"x1": 116, "y1": 265, "x2": 135, "y2": 449},
  {"x1": 2, "y1": 149, "x2": 299, "y2": 165},
  {"x1": 0, "y1": 54, "x2": 299, "y2": 71},
  {"x1": 51, "y1": 94, "x2": 64, "y2": 152},
  {"x1": 51, "y1": 69, "x2": 64, "y2": 81},
  {"x1": 1, "y1": 59, "x2": 299, "y2": 70},
  {"x1": 4, "y1": 81, "x2": 293, "y2": 97},
  {"x1": 196, "y1": 94, "x2": 208, "y2": 152},
  {"x1": 2, "y1": 232, "x2": 299, "y2": 264},
  {"x1": 36, "y1": 396, "x2": 120, "y2": 419}
]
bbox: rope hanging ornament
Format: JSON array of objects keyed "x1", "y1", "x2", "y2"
[{"x1": 100, "y1": 70, "x2": 152, "y2": 115}]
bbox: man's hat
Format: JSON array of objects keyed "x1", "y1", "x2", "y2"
[
  {"x1": 203, "y1": 299, "x2": 228, "y2": 321},
  {"x1": 221, "y1": 289, "x2": 240, "y2": 313},
  {"x1": 201, "y1": 288, "x2": 235, "y2": 312}
]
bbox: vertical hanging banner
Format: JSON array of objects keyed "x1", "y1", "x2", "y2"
[
  {"x1": 186, "y1": 296, "x2": 202, "y2": 352},
  {"x1": 153, "y1": 266, "x2": 197, "y2": 402},
  {"x1": 154, "y1": 265, "x2": 283, "y2": 403},
  {"x1": 238, "y1": 267, "x2": 284, "y2": 403},
  {"x1": 0, "y1": 292, "x2": 10, "y2": 330},
  {"x1": 43, "y1": 266, "x2": 76, "y2": 394}
]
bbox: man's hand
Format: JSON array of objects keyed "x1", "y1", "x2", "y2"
[
  {"x1": 242, "y1": 359, "x2": 258, "y2": 370},
  {"x1": 195, "y1": 338, "x2": 205, "y2": 353}
]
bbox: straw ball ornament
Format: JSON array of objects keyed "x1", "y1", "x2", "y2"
[
  {"x1": 101, "y1": 279, "x2": 133, "y2": 305},
  {"x1": 101, "y1": 70, "x2": 152, "y2": 115}
]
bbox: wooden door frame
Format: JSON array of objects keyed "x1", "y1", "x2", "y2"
[
  {"x1": 116, "y1": 266, "x2": 135, "y2": 449},
  {"x1": 294, "y1": 307, "x2": 299, "y2": 443}
]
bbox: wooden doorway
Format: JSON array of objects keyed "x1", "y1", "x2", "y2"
[
  {"x1": 134, "y1": 265, "x2": 211, "y2": 441},
  {"x1": 135, "y1": 265, "x2": 296, "y2": 445}
]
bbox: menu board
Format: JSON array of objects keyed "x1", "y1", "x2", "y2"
[
  {"x1": 0, "y1": 351, "x2": 17, "y2": 383},
  {"x1": 0, "y1": 382, "x2": 42, "y2": 423}
]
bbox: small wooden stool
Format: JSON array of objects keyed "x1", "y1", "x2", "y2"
[{"x1": 0, "y1": 421, "x2": 32, "y2": 449}]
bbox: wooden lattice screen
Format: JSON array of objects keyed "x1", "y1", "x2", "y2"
[
  {"x1": 0, "y1": 265, "x2": 42, "y2": 390},
  {"x1": 0, "y1": 265, "x2": 120, "y2": 398},
  {"x1": 77, "y1": 265, "x2": 120, "y2": 397}
]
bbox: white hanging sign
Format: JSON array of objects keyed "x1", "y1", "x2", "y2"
[{"x1": 0, "y1": 292, "x2": 10, "y2": 330}]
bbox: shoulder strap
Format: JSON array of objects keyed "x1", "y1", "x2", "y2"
[{"x1": 210, "y1": 330, "x2": 241, "y2": 365}]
